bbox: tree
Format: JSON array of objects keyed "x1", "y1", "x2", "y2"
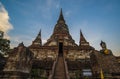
[{"x1": 0, "y1": 31, "x2": 10, "y2": 57}]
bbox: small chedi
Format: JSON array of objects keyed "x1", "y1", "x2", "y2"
[{"x1": 0, "y1": 9, "x2": 120, "y2": 79}]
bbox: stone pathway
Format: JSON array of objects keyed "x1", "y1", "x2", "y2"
[{"x1": 53, "y1": 56, "x2": 66, "y2": 79}]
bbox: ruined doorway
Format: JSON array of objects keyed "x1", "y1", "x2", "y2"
[{"x1": 59, "y1": 42, "x2": 63, "y2": 56}]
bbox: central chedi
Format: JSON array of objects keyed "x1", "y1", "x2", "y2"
[{"x1": 44, "y1": 9, "x2": 77, "y2": 47}]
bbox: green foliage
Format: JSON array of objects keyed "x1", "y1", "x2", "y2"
[
  {"x1": 31, "y1": 68, "x2": 47, "y2": 79},
  {"x1": 84, "y1": 76, "x2": 89, "y2": 79},
  {"x1": 0, "y1": 31, "x2": 10, "y2": 57}
]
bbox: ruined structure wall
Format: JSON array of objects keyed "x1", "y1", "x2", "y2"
[
  {"x1": 30, "y1": 47, "x2": 58, "y2": 60},
  {"x1": 66, "y1": 49, "x2": 93, "y2": 61}
]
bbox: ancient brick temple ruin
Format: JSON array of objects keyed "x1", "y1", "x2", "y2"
[{"x1": 0, "y1": 9, "x2": 120, "y2": 79}]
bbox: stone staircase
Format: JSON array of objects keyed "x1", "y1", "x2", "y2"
[{"x1": 53, "y1": 56, "x2": 66, "y2": 79}]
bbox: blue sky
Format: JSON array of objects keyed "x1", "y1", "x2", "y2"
[{"x1": 0, "y1": 0, "x2": 120, "y2": 56}]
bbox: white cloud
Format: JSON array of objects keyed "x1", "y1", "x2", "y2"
[
  {"x1": 46, "y1": 0, "x2": 60, "y2": 9},
  {"x1": 65, "y1": 11, "x2": 71, "y2": 17},
  {"x1": 10, "y1": 35, "x2": 33, "y2": 48},
  {"x1": 56, "y1": 4, "x2": 60, "y2": 9},
  {"x1": 0, "y1": 2, "x2": 13, "y2": 39},
  {"x1": 42, "y1": 39, "x2": 47, "y2": 45},
  {"x1": 40, "y1": 0, "x2": 60, "y2": 19},
  {"x1": 10, "y1": 36, "x2": 48, "y2": 48}
]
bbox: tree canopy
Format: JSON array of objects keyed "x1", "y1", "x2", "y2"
[{"x1": 0, "y1": 31, "x2": 10, "y2": 57}]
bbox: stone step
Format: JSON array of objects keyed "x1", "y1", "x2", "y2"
[
  {"x1": 53, "y1": 56, "x2": 66, "y2": 79},
  {"x1": 54, "y1": 77, "x2": 66, "y2": 79}
]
